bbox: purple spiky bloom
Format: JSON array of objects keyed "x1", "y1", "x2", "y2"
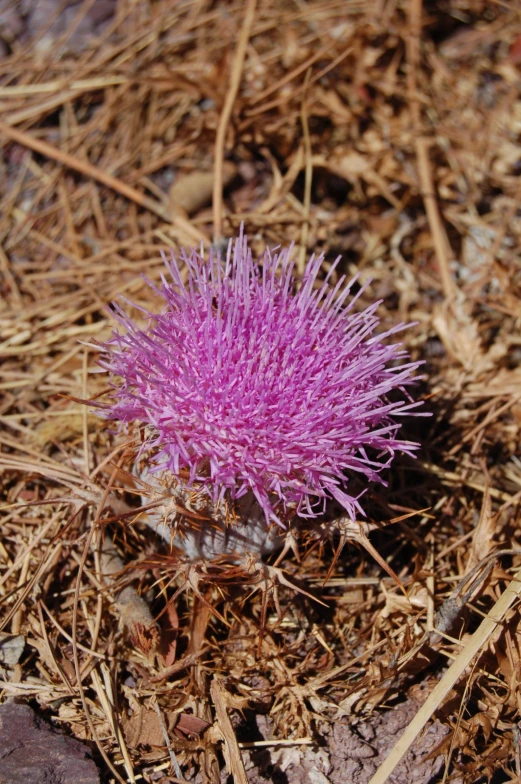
[{"x1": 98, "y1": 232, "x2": 423, "y2": 530}]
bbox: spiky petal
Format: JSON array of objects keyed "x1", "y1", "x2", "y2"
[{"x1": 98, "y1": 232, "x2": 423, "y2": 526}]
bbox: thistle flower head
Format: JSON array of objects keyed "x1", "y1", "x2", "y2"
[{"x1": 99, "y1": 232, "x2": 423, "y2": 527}]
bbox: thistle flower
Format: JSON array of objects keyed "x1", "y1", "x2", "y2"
[{"x1": 98, "y1": 231, "x2": 423, "y2": 554}]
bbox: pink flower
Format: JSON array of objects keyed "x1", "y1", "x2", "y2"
[{"x1": 98, "y1": 231, "x2": 424, "y2": 527}]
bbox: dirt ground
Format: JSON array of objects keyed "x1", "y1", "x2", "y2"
[{"x1": 1, "y1": 1, "x2": 521, "y2": 783}]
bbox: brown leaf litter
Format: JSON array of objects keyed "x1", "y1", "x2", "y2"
[{"x1": 1, "y1": 1, "x2": 521, "y2": 783}]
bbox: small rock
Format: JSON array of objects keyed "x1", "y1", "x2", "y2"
[
  {"x1": 0, "y1": 634, "x2": 25, "y2": 667},
  {"x1": 0, "y1": 701, "x2": 100, "y2": 784}
]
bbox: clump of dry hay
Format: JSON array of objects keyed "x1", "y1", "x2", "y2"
[{"x1": 1, "y1": 1, "x2": 521, "y2": 782}]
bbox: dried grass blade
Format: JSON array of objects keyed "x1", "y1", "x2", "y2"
[{"x1": 368, "y1": 564, "x2": 521, "y2": 784}]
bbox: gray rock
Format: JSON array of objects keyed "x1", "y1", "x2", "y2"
[{"x1": 0, "y1": 701, "x2": 100, "y2": 784}]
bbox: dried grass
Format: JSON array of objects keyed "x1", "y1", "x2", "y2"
[{"x1": 1, "y1": 1, "x2": 521, "y2": 783}]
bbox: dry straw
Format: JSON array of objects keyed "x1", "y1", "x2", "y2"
[{"x1": 1, "y1": 0, "x2": 521, "y2": 782}]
